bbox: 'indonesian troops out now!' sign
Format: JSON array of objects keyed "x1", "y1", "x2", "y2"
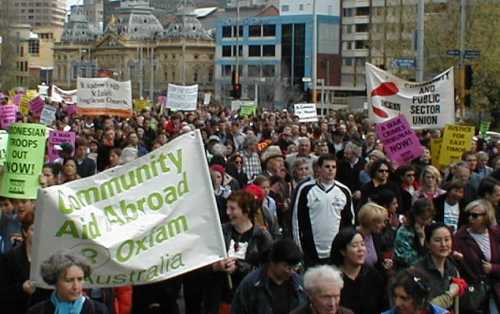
[
  {"x1": 77, "y1": 78, "x2": 133, "y2": 117},
  {"x1": 31, "y1": 130, "x2": 227, "y2": 288},
  {"x1": 366, "y1": 63, "x2": 454, "y2": 129}
]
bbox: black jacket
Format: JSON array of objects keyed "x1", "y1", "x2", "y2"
[{"x1": 433, "y1": 193, "x2": 467, "y2": 232}]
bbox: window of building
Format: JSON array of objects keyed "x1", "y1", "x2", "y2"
[
  {"x1": 208, "y1": 69, "x2": 213, "y2": 82},
  {"x1": 262, "y1": 45, "x2": 275, "y2": 57},
  {"x1": 328, "y1": 5, "x2": 333, "y2": 15},
  {"x1": 222, "y1": 45, "x2": 232, "y2": 57},
  {"x1": 249, "y1": 45, "x2": 261, "y2": 57},
  {"x1": 281, "y1": 5, "x2": 289, "y2": 12},
  {"x1": 249, "y1": 25, "x2": 261, "y2": 37},
  {"x1": 356, "y1": 7, "x2": 370, "y2": 16},
  {"x1": 222, "y1": 26, "x2": 232, "y2": 38},
  {"x1": 248, "y1": 65, "x2": 260, "y2": 77},
  {"x1": 344, "y1": 58, "x2": 353, "y2": 66},
  {"x1": 355, "y1": 40, "x2": 368, "y2": 49},
  {"x1": 233, "y1": 25, "x2": 243, "y2": 37},
  {"x1": 233, "y1": 45, "x2": 242, "y2": 57},
  {"x1": 355, "y1": 24, "x2": 369, "y2": 33},
  {"x1": 263, "y1": 25, "x2": 276, "y2": 37},
  {"x1": 343, "y1": 8, "x2": 353, "y2": 17},
  {"x1": 262, "y1": 65, "x2": 275, "y2": 77},
  {"x1": 222, "y1": 65, "x2": 232, "y2": 77},
  {"x1": 299, "y1": 4, "x2": 304, "y2": 11},
  {"x1": 28, "y1": 40, "x2": 39, "y2": 55},
  {"x1": 193, "y1": 71, "x2": 198, "y2": 82}
]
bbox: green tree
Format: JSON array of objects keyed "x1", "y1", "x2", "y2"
[{"x1": 0, "y1": 0, "x2": 18, "y2": 91}]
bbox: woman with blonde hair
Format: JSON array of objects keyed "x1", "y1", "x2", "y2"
[
  {"x1": 413, "y1": 165, "x2": 445, "y2": 203},
  {"x1": 357, "y1": 202, "x2": 393, "y2": 271}
]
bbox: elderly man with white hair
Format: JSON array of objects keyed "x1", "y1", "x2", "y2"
[
  {"x1": 286, "y1": 137, "x2": 318, "y2": 172},
  {"x1": 291, "y1": 265, "x2": 353, "y2": 314}
]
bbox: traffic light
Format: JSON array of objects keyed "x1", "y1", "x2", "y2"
[
  {"x1": 465, "y1": 64, "x2": 473, "y2": 90},
  {"x1": 232, "y1": 83, "x2": 241, "y2": 99}
]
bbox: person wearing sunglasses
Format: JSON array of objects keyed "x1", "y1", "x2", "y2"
[
  {"x1": 360, "y1": 159, "x2": 401, "y2": 207},
  {"x1": 454, "y1": 200, "x2": 500, "y2": 313}
]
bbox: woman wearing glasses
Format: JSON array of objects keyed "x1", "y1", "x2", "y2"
[
  {"x1": 454, "y1": 200, "x2": 500, "y2": 314},
  {"x1": 413, "y1": 166, "x2": 445, "y2": 204},
  {"x1": 360, "y1": 159, "x2": 400, "y2": 207}
]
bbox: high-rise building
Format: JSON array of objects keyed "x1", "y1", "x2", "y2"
[
  {"x1": 83, "y1": 0, "x2": 104, "y2": 31},
  {"x1": 7, "y1": 0, "x2": 67, "y2": 28}
]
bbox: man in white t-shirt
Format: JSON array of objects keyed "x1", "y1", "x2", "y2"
[{"x1": 433, "y1": 180, "x2": 466, "y2": 232}]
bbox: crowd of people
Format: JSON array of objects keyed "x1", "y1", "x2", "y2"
[{"x1": 0, "y1": 96, "x2": 500, "y2": 314}]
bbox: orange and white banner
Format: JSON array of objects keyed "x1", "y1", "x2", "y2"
[{"x1": 77, "y1": 78, "x2": 132, "y2": 117}]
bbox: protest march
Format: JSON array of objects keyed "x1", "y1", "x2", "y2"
[{"x1": 0, "y1": 64, "x2": 499, "y2": 314}]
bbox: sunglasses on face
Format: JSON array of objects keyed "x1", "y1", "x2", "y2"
[{"x1": 469, "y1": 212, "x2": 486, "y2": 219}]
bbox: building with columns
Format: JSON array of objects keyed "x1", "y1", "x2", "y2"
[{"x1": 53, "y1": 0, "x2": 215, "y2": 98}]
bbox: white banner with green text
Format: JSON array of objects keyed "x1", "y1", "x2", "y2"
[{"x1": 31, "y1": 130, "x2": 226, "y2": 287}]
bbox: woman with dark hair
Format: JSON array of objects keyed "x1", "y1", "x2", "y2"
[
  {"x1": 360, "y1": 159, "x2": 401, "y2": 207},
  {"x1": 382, "y1": 268, "x2": 450, "y2": 314},
  {"x1": 40, "y1": 163, "x2": 61, "y2": 188},
  {"x1": 225, "y1": 154, "x2": 248, "y2": 189},
  {"x1": 414, "y1": 223, "x2": 464, "y2": 311},
  {"x1": 60, "y1": 158, "x2": 80, "y2": 183},
  {"x1": 26, "y1": 251, "x2": 108, "y2": 314},
  {"x1": 394, "y1": 198, "x2": 434, "y2": 268},
  {"x1": 330, "y1": 227, "x2": 387, "y2": 314},
  {"x1": 210, "y1": 190, "x2": 273, "y2": 313}
]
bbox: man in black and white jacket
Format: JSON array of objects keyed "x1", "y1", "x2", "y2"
[{"x1": 292, "y1": 154, "x2": 355, "y2": 267}]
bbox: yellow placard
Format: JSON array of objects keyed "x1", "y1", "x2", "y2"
[
  {"x1": 431, "y1": 138, "x2": 443, "y2": 168},
  {"x1": 438, "y1": 124, "x2": 475, "y2": 166},
  {"x1": 20, "y1": 90, "x2": 38, "y2": 115},
  {"x1": 133, "y1": 99, "x2": 151, "y2": 111}
]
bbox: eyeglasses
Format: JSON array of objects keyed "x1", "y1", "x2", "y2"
[
  {"x1": 378, "y1": 169, "x2": 389, "y2": 173},
  {"x1": 469, "y1": 212, "x2": 486, "y2": 219}
]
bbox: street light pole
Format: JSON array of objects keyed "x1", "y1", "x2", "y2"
[
  {"x1": 312, "y1": 0, "x2": 317, "y2": 102},
  {"x1": 182, "y1": 0, "x2": 187, "y2": 85},
  {"x1": 235, "y1": 0, "x2": 240, "y2": 85},
  {"x1": 416, "y1": 0, "x2": 424, "y2": 81}
]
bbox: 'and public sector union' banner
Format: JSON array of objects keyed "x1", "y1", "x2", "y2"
[
  {"x1": 366, "y1": 63, "x2": 454, "y2": 129},
  {"x1": 376, "y1": 115, "x2": 424, "y2": 167},
  {"x1": 166, "y1": 84, "x2": 198, "y2": 111},
  {"x1": 77, "y1": 78, "x2": 132, "y2": 117},
  {"x1": 439, "y1": 124, "x2": 475, "y2": 166},
  {"x1": 51, "y1": 85, "x2": 77, "y2": 104},
  {"x1": 31, "y1": 130, "x2": 227, "y2": 288},
  {"x1": 0, "y1": 123, "x2": 47, "y2": 199},
  {"x1": 294, "y1": 103, "x2": 319, "y2": 122}
]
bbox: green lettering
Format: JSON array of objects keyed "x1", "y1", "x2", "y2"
[{"x1": 55, "y1": 220, "x2": 80, "y2": 238}]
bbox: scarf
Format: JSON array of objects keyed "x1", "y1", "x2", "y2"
[{"x1": 50, "y1": 291, "x2": 86, "y2": 314}]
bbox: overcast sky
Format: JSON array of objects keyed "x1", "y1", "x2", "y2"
[{"x1": 67, "y1": 0, "x2": 83, "y2": 10}]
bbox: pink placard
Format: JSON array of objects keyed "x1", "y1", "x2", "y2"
[
  {"x1": 13, "y1": 93, "x2": 22, "y2": 106},
  {"x1": 29, "y1": 97, "x2": 45, "y2": 117},
  {"x1": 375, "y1": 115, "x2": 424, "y2": 168},
  {"x1": 0, "y1": 105, "x2": 18, "y2": 129},
  {"x1": 65, "y1": 104, "x2": 77, "y2": 117},
  {"x1": 48, "y1": 131, "x2": 76, "y2": 162}
]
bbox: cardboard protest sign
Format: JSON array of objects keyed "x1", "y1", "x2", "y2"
[
  {"x1": 375, "y1": 115, "x2": 424, "y2": 167},
  {"x1": 231, "y1": 100, "x2": 254, "y2": 111},
  {"x1": 31, "y1": 130, "x2": 226, "y2": 288},
  {"x1": 438, "y1": 125, "x2": 475, "y2": 166},
  {"x1": 431, "y1": 138, "x2": 443, "y2": 168},
  {"x1": 0, "y1": 123, "x2": 47, "y2": 199},
  {"x1": 133, "y1": 99, "x2": 151, "y2": 111},
  {"x1": 29, "y1": 97, "x2": 45, "y2": 117},
  {"x1": 0, "y1": 105, "x2": 18, "y2": 129},
  {"x1": 51, "y1": 85, "x2": 77, "y2": 104},
  {"x1": 166, "y1": 84, "x2": 198, "y2": 111},
  {"x1": 294, "y1": 103, "x2": 319, "y2": 122},
  {"x1": 77, "y1": 78, "x2": 132, "y2": 117},
  {"x1": 20, "y1": 91, "x2": 38, "y2": 115},
  {"x1": 479, "y1": 121, "x2": 491, "y2": 138},
  {"x1": 40, "y1": 105, "x2": 57, "y2": 126},
  {"x1": 240, "y1": 104, "x2": 257, "y2": 117},
  {"x1": 203, "y1": 93, "x2": 211, "y2": 105},
  {"x1": 48, "y1": 131, "x2": 76, "y2": 162},
  {"x1": 366, "y1": 63, "x2": 454, "y2": 129},
  {"x1": 0, "y1": 131, "x2": 8, "y2": 166}
]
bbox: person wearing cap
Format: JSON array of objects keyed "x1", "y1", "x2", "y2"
[
  {"x1": 231, "y1": 239, "x2": 307, "y2": 314},
  {"x1": 241, "y1": 135, "x2": 262, "y2": 182},
  {"x1": 53, "y1": 142, "x2": 74, "y2": 165}
]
